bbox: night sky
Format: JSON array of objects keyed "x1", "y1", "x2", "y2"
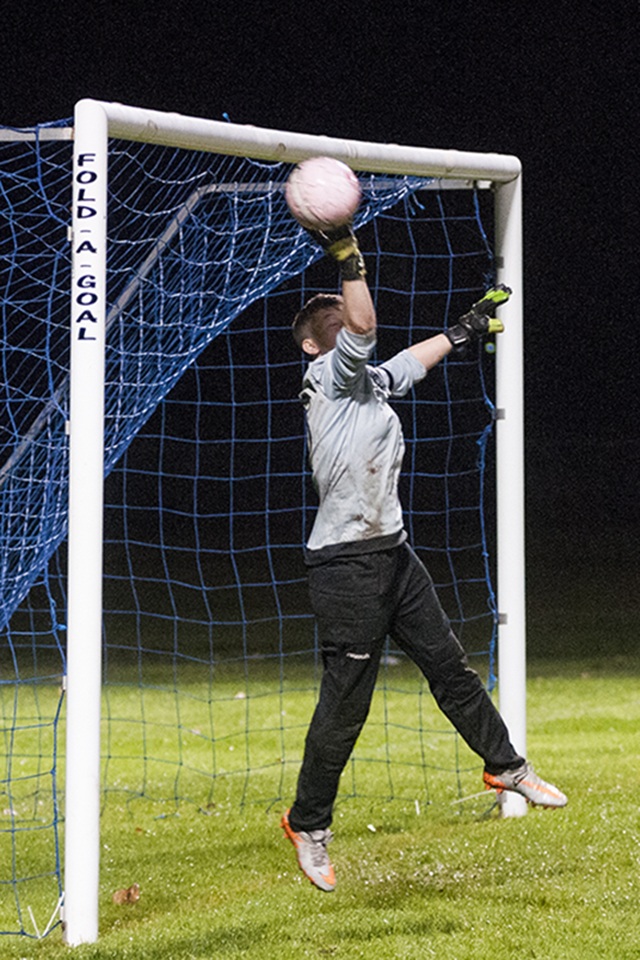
[{"x1": 1, "y1": 2, "x2": 637, "y2": 651}]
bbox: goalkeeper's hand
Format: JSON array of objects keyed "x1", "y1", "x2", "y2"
[
  {"x1": 307, "y1": 222, "x2": 366, "y2": 281},
  {"x1": 445, "y1": 284, "x2": 512, "y2": 352}
]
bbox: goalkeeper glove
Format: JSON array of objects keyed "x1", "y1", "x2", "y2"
[
  {"x1": 307, "y1": 222, "x2": 366, "y2": 281},
  {"x1": 445, "y1": 284, "x2": 512, "y2": 352}
]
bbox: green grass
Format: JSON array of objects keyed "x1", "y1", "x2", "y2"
[{"x1": 3, "y1": 657, "x2": 640, "y2": 959}]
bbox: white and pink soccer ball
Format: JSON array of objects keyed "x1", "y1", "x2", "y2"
[{"x1": 285, "y1": 156, "x2": 362, "y2": 230}]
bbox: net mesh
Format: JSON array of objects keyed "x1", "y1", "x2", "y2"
[{"x1": 0, "y1": 122, "x2": 497, "y2": 935}]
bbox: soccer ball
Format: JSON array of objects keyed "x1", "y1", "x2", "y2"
[{"x1": 285, "y1": 156, "x2": 361, "y2": 231}]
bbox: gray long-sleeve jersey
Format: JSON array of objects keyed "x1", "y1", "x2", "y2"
[{"x1": 301, "y1": 326, "x2": 427, "y2": 561}]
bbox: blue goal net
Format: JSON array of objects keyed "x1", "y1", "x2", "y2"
[{"x1": 0, "y1": 119, "x2": 498, "y2": 937}]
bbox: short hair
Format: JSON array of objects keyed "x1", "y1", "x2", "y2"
[{"x1": 292, "y1": 293, "x2": 344, "y2": 352}]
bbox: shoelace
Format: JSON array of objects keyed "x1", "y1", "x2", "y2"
[
  {"x1": 511, "y1": 765, "x2": 529, "y2": 786},
  {"x1": 308, "y1": 830, "x2": 333, "y2": 867}
]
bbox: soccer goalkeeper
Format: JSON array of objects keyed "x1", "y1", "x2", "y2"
[{"x1": 281, "y1": 222, "x2": 567, "y2": 892}]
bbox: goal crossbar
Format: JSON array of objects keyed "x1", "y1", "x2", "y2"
[{"x1": 98, "y1": 100, "x2": 522, "y2": 182}]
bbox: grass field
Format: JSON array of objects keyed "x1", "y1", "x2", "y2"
[{"x1": 2, "y1": 655, "x2": 639, "y2": 959}]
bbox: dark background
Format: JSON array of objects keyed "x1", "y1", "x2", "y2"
[{"x1": 1, "y1": 2, "x2": 637, "y2": 657}]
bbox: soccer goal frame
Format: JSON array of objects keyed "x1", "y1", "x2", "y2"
[{"x1": 64, "y1": 98, "x2": 525, "y2": 946}]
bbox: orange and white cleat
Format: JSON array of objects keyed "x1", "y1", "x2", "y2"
[
  {"x1": 483, "y1": 761, "x2": 567, "y2": 808},
  {"x1": 281, "y1": 809, "x2": 336, "y2": 891}
]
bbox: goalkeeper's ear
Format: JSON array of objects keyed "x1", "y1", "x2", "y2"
[{"x1": 300, "y1": 336, "x2": 321, "y2": 357}]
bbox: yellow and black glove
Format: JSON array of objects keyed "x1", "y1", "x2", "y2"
[
  {"x1": 445, "y1": 284, "x2": 512, "y2": 352},
  {"x1": 307, "y1": 223, "x2": 366, "y2": 281}
]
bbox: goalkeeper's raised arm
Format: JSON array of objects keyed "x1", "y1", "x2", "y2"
[{"x1": 306, "y1": 220, "x2": 376, "y2": 339}]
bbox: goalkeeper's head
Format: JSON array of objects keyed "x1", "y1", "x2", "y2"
[{"x1": 292, "y1": 293, "x2": 344, "y2": 357}]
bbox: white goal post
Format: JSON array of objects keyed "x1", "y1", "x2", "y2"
[{"x1": 64, "y1": 98, "x2": 526, "y2": 946}]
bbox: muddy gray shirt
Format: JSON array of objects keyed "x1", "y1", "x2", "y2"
[{"x1": 302, "y1": 327, "x2": 427, "y2": 560}]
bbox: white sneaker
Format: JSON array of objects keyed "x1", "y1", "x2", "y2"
[
  {"x1": 281, "y1": 809, "x2": 336, "y2": 891},
  {"x1": 484, "y1": 761, "x2": 567, "y2": 808}
]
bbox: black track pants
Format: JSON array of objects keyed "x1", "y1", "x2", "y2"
[{"x1": 289, "y1": 542, "x2": 523, "y2": 832}]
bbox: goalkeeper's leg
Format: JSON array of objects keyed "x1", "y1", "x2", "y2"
[
  {"x1": 390, "y1": 544, "x2": 567, "y2": 807},
  {"x1": 288, "y1": 626, "x2": 385, "y2": 832},
  {"x1": 283, "y1": 603, "x2": 385, "y2": 891}
]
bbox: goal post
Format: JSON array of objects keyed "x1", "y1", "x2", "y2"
[
  {"x1": 494, "y1": 174, "x2": 528, "y2": 819},
  {"x1": 61, "y1": 99, "x2": 526, "y2": 944},
  {"x1": 64, "y1": 101, "x2": 108, "y2": 947}
]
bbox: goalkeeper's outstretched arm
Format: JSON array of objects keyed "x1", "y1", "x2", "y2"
[
  {"x1": 408, "y1": 333, "x2": 453, "y2": 370},
  {"x1": 409, "y1": 284, "x2": 512, "y2": 370}
]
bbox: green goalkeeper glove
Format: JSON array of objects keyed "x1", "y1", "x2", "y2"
[
  {"x1": 445, "y1": 284, "x2": 512, "y2": 352},
  {"x1": 307, "y1": 222, "x2": 366, "y2": 281}
]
